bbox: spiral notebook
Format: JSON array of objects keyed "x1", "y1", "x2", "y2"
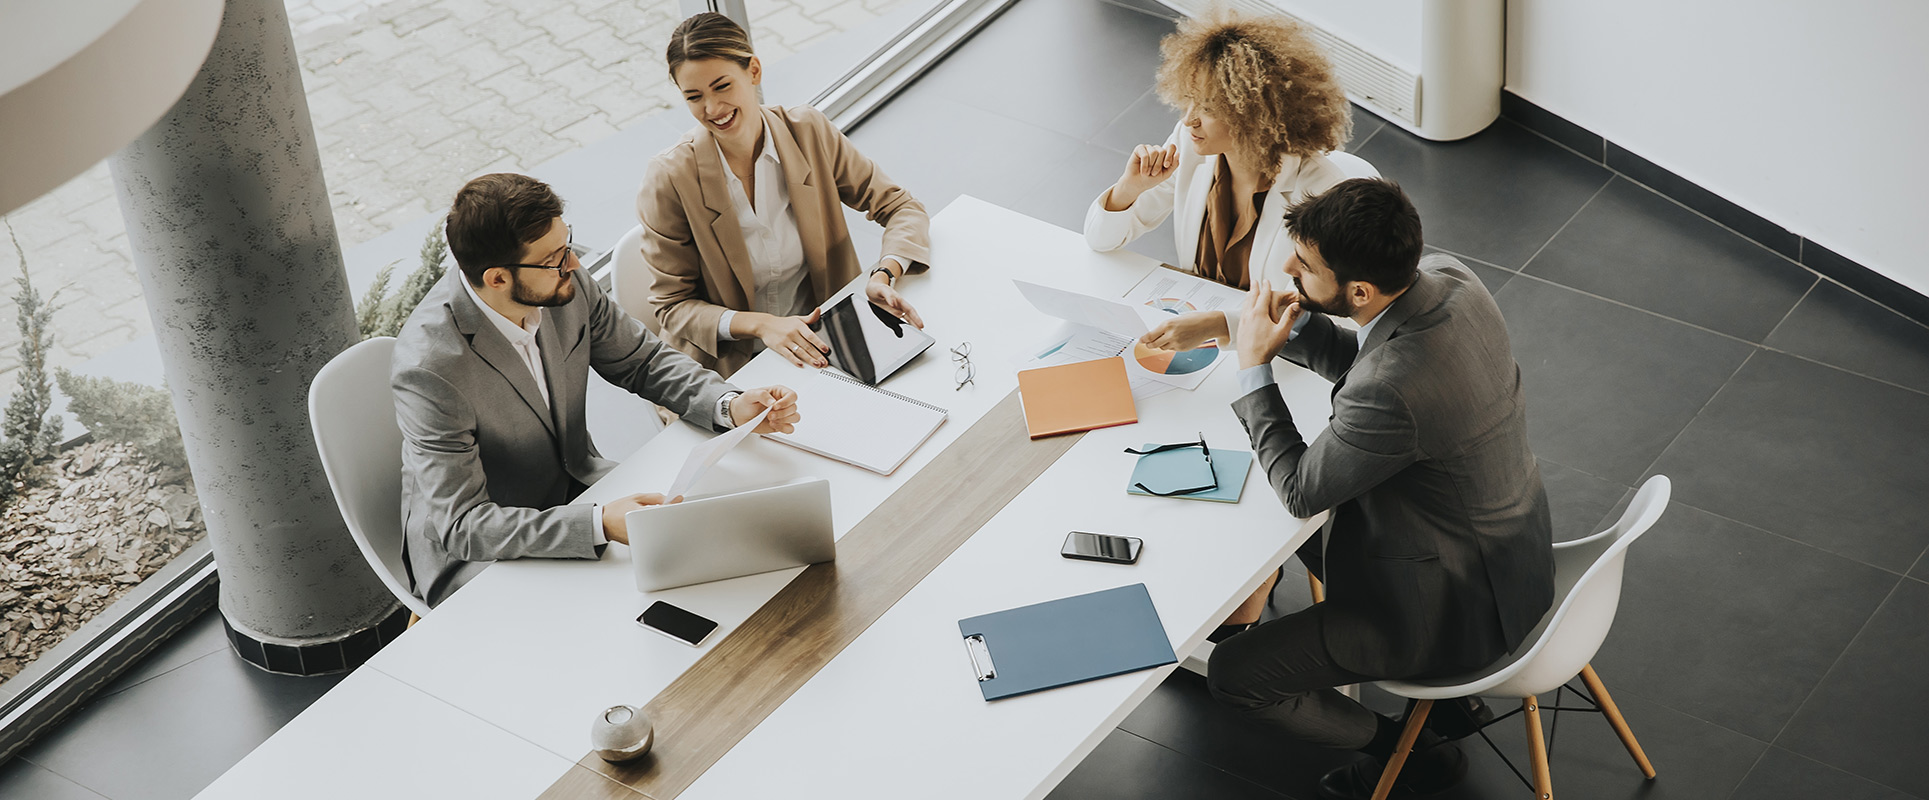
[{"x1": 761, "y1": 369, "x2": 949, "y2": 475}]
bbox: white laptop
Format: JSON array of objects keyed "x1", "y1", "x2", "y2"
[{"x1": 626, "y1": 477, "x2": 835, "y2": 592}]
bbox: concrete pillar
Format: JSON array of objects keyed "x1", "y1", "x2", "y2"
[{"x1": 109, "y1": 0, "x2": 395, "y2": 670}]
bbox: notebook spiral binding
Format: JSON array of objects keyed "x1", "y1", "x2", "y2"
[{"x1": 818, "y1": 369, "x2": 950, "y2": 415}]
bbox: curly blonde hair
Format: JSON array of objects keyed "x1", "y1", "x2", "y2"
[{"x1": 1155, "y1": 10, "x2": 1352, "y2": 175}]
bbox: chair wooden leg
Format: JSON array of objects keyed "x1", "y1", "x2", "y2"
[
  {"x1": 1581, "y1": 664, "x2": 1657, "y2": 779},
  {"x1": 1370, "y1": 700, "x2": 1433, "y2": 800},
  {"x1": 1309, "y1": 572, "x2": 1325, "y2": 604},
  {"x1": 1523, "y1": 697, "x2": 1553, "y2": 800}
]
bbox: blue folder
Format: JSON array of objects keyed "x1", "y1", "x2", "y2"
[
  {"x1": 958, "y1": 583, "x2": 1177, "y2": 701},
  {"x1": 1125, "y1": 445, "x2": 1253, "y2": 503}
]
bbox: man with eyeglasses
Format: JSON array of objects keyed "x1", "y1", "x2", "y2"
[{"x1": 391, "y1": 173, "x2": 800, "y2": 607}]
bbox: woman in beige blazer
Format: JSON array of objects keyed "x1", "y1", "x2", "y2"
[
  {"x1": 1085, "y1": 10, "x2": 1352, "y2": 357},
  {"x1": 625, "y1": 12, "x2": 931, "y2": 378}
]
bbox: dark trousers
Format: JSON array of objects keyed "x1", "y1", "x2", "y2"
[{"x1": 1205, "y1": 602, "x2": 1386, "y2": 749}]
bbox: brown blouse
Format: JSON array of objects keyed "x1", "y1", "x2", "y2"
[{"x1": 1194, "y1": 156, "x2": 1268, "y2": 290}]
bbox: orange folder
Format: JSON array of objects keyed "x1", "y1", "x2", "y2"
[{"x1": 1017, "y1": 357, "x2": 1138, "y2": 439}]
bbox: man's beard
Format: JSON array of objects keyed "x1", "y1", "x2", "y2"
[
  {"x1": 1293, "y1": 276, "x2": 1352, "y2": 317},
  {"x1": 512, "y1": 272, "x2": 574, "y2": 307}
]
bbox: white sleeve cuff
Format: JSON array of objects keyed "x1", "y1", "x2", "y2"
[
  {"x1": 591, "y1": 504, "x2": 607, "y2": 546},
  {"x1": 717, "y1": 309, "x2": 737, "y2": 342},
  {"x1": 717, "y1": 390, "x2": 741, "y2": 429}
]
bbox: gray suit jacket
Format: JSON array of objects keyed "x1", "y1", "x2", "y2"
[
  {"x1": 1233, "y1": 255, "x2": 1554, "y2": 678},
  {"x1": 392, "y1": 269, "x2": 734, "y2": 607}
]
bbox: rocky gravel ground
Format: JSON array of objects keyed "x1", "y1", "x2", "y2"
[{"x1": 0, "y1": 441, "x2": 205, "y2": 683}]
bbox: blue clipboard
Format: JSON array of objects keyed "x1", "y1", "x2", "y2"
[{"x1": 958, "y1": 583, "x2": 1177, "y2": 701}]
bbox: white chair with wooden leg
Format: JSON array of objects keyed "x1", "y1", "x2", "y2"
[{"x1": 1367, "y1": 475, "x2": 1671, "y2": 800}]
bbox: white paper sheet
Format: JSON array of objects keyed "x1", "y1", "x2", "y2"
[
  {"x1": 667, "y1": 407, "x2": 769, "y2": 500},
  {"x1": 1108, "y1": 268, "x2": 1244, "y2": 391},
  {"x1": 1019, "y1": 322, "x2": 1178, "y2": 402},
  {"x1": 1013, "y1": 280, "x2": 1149, "y2": 338}
]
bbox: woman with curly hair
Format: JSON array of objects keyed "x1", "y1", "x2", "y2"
[{"x1": 1085, "y1": 10, "x2": 1353, "y2": 353}]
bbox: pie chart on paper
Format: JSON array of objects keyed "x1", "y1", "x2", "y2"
[{"x1": 1135, "y1": 297, "x2": 1219, "y2": 376}]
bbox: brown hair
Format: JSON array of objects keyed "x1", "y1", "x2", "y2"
[
  {"x1": 666, "y1": 12, "x2": 755, "y2": 81},
  {"x1": 1284, "y1": 179, "x2": 1422, "y2": 292},
  {"x1": 1154, "y1": 9, "x2": 1352, "y2": 175},
  {"x1": 445, "y1": 173, "x2": 564, "y2": 285}
]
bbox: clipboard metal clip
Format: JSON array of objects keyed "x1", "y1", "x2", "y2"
[{"x1": 963, "y1": 633, "x2": 997, "y2": 681}]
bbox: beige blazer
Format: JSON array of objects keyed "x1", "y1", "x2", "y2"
[{"x1": 628, "y1": 104, "x2": 931, "y2": 377}]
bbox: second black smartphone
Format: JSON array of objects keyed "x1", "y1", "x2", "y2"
[
  {"x1": 1061, "y1": 531, "x2": 1142, "y2": 564},
  {"x1": 636, "y1": 601, "x2": 719, "y2": 646}
]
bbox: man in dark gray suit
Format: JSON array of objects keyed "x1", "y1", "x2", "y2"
[
  {"x1": 1210, "y1": 179, "x2": 1554, "y2": 799},
  {"x1": 392, "y1": 173, "x2": 799, "y2": 608}
]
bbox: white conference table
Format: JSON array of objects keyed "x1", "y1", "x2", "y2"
[{"x1": 197, "y1": 196, "x2": 1335, "y2": 800}]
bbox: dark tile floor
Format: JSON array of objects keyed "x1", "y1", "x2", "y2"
[{"x1": 7, "y1": 1, "x2": 1929, "y2": 798}]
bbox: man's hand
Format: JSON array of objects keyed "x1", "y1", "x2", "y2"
[
  {"x1": 601, "y1": 492, "x2": 674, "y2": 545},
  {"x1": 865, "y1": 269, "x2": 925, "y2": 329},
  {"x1": 1139, "y1": 310, "x2": 1229, "y2": 352},
  {"x1": 753, "y1": 311, "x2": 830, "y2": 368},
  {"x1": 731, "y1": 385, "x2": 800, "y2": 433},
  {"x1": 1236, "y1": 280, "x2": 1302, "y2": 370}
]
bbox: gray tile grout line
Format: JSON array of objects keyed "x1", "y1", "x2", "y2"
[
  {"x1": 1763, "y1": 576, "x2": 1907, "y2": 755},
  {"x1": 15, "y1": 754, "x2": 113, "y2": 800},
  {"x1": 1724, "y1": 746, "x2": 1777, "y2": 800},
  {"x1": 1757, "y1": 278, "x2": 1819, "y2": 348},
  {"x1": 1510, "y1": 116, "x2": 1929, "y2": 337},
  {"x1": 1627, "y1": 346, "x2": 1759, "y2": 495},
  {"x1": 94, "y1": 645, "x2": 230, "y2": 702},
  {"x1": 1757, "y1": 747, "x2": 1929, "y2": 800},
  {"x1": 1348, "y1": 118, "x2": 1384, "y2": 152},
  {"x1": 1515, "y1": 176, "x2": 1611, "y2": 274},
  {"x1": 1497, "y1": 266, "x2": 1929, "y2": 401},
  {"x1": 1110, "y1": 728, "x2": 1298, "y2": 800},
  {"x1": 1669, "y1": 495, "x2": 1918, "y2": 579}
]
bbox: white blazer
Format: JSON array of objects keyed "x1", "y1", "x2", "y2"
[{"x1": 1084, "y1": 122, "x2": 1348, "y2": 335}]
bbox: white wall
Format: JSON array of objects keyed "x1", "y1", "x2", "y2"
[{"x1": 1507, "y1": 0, "x2": 1929, "y2": 297}]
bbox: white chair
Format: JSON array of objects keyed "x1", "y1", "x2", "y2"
[
  {"x1": 310, "y1": 336, "x2": 432, "y2": 619},
  {"x1": 606, "y1": 224, "x2": 649, "y2": 319},
  {"x1": 1367, "y1": 475, "x2": 1671, "y2": 800},
  {"x1": 590, "y1": 223, "x2": 669, "y2": 447},
  {"x1": 1327, "y1": 151, "x2": 1383, "y2": 180}
]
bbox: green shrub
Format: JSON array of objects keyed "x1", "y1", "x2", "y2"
[
  {"x1": 356, "y1": 222, "x2": 448, "y2": 340},
  {"x1": 54, "y1": 369, "x2": 185, "y2": 470},
  {"x1": 1, "y1": 222, "x2": 64, "y2": 505}
]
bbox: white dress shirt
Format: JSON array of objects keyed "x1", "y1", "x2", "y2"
[
  {"x1": 462, "y1": 276, "x2": 550, "y2": 409},
  {"x1": 461, "y1": 278, "x2": 609, "y2": 544},
  {"x1": 714, "y1": 121, "x2": 907, "y2": 343},
  {"x1": 716, "y1": 121, "x2": 811, "y2": 342}
]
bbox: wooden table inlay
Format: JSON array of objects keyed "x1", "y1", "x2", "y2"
[{"x1": 539, "y1": 391, "x2": 1082, "y2": 799}]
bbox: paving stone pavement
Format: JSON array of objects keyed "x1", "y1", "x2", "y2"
[{"x1": 0, "y1": 0, "x2": 911, "y2": 398}]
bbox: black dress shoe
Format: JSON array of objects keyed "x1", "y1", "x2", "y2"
[
  {"x1": 1207, "y1": 621, "x2": 1254, "y2": 644},
  {"x1": 1316, "y1": 742, "x2": 1467, "y2": 800},
  {"x1": 1426, "y1": 696, "x2": 1496, "y2": 741}
]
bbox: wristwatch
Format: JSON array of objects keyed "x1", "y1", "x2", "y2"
[{"x1": 868, "y1": 265, "x2": 897, "y2": 286}]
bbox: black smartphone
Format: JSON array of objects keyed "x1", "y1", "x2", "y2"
[
  {"x1": 1061, "y1": 531, "x2": 1142, "y2": 564},
  {"x1": 635, "y1": 601, "x2": 719, "y2": 646}
]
